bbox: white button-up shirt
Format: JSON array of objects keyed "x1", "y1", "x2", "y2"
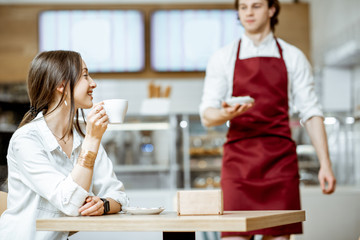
[
  {"x1": 199, "y1": 33, "x2": 323, "y2": 123},
  {"x1": 0, "y1": 113, "x2": 129, "y2": 240}
]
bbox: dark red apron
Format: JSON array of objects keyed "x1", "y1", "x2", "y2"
[{"x1": 221, "y1": 39, "x2": 302, "y2": 237}]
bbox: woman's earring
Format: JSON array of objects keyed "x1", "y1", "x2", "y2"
[{"x1": 64, "y1": 92, "x2": 68, "y2": 106}]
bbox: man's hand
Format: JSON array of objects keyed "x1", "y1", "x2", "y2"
[
  {"x1": 220, "y1": 101, "x2": 254, "y2": 119},
  {"x1": 318, "y1": 165, "x2": 336, "y2": 194},
  {"x1": 202, "y1": 102, "x2": 254, "y2": 127}
]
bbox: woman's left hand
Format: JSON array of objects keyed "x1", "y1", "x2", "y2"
[{"x1": 78, "y1": 196, "x2": 104, "y2": 216}]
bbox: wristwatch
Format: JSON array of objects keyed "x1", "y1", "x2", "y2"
[{"x1": 100, "y1": 198, "x2": 110, "y2": 215}]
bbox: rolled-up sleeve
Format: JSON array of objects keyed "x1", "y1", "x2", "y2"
[
  {"x1": 57, "y1": 175, "x2": 89, "y2": 216},
  {"x1": 91, "y1": 144, "x2": 129, "y2": 209},
  {"x1": 290, "y1": 49, "x2": 323, "y2": 123},
  {"x1": 199, "y1": 50, "x2": 229, "y2": 118},
  {"x1": 12, "y1": 132, "x2": 88, "y2": 216}
]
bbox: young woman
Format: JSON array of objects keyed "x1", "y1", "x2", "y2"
[
  {"x1": 200, "y1": 0, "x2": 336, "y2": 239},
  {"x1": 0, "y1": 50, "x2": 129, "y2": 240}
]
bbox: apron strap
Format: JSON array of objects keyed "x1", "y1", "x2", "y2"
[
  {"x1": 275, "y1": 38, "x2": 284, "y2": 59},
  {"x1": 236, "y1": 40, "x2": 241, "y2": 60}
]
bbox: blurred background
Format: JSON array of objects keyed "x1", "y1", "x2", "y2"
[{"x1": 0, "y1": 0, "x2": 359, "y2": 239}]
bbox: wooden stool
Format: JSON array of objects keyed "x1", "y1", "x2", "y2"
[{"x1": 0, "y1": 191, "x2": 7, "y2": 216}]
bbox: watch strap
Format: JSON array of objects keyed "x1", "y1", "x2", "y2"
[{"x1": 100, "y1": 198, "x2": 110, "y2": 215}]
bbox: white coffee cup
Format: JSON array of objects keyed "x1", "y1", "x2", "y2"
[{"x1": 102, "y1": 99, "x2": 128, "y2": 123}]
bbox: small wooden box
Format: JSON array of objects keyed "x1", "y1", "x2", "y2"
[{"x1": 177, "y1": 190, "x2": 223, "y2": 216}]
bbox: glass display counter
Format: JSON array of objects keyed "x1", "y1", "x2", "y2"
[
  {"x1": 179, "y1": 114, "x2": 323, "y2": 189},
  {"x1": 179, "y1": 114, "x2": 227, "y2": 189},
  {"x1": 101, "y1": 115, "x2": 178, "y2": 190}
]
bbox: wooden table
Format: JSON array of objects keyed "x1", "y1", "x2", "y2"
[{"x1": 37, "y1": 210, "x2": 305, "y2": 240}]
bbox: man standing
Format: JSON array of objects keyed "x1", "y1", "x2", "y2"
[{"x1": 199, "y1": 0, "x2": 336, "y2": 239}]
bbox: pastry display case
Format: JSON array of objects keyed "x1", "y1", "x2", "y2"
[{"x1": 179, "y1": 114, "x2": 336, "y2": 189}]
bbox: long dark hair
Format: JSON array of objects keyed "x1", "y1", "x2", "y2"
[
  {"x1": 19, "y1": 50, "x2": 85, "y2": 138},
  {"x1": 235, "y1": 0, "x2": 281, "y2": 32}
]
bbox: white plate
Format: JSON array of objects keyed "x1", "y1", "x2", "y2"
[
  {"x1": 226, "y1": 96, "x2": 254, "y2": 106},
  {"x1": 122, "y1": 207, "x2": 165, "y2": 215}
]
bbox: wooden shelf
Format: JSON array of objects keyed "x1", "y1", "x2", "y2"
[
  {"x1": 107, "y1": 122, "x2": 170, "y2": 131},
  {"x1": 113, "y1": 164, "x2": 179, "y2": 173}
]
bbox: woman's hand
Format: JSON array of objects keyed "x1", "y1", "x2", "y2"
[
  {"x1": 78, "y1": 196, "x2": 104, "y2": 216},
  {"x1": 85, "y1": 102, "x2": 108, "y2": 140}
]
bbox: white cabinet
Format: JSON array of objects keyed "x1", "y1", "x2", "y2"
[{"x1": 296, "y1": 186, "x2": 360, "y2": 240}]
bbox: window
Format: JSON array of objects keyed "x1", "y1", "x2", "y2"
[
  {"x1": 151, "y1": 9, "x2": 244, "y2": 72},
  {"x1": 39, "y1": 10, "x2": 145, "y2": 73}
]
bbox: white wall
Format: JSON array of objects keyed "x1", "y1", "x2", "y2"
[
  {"x1": 321, "y1": 67, "x2": 352, "y2": 112},
  {"x1": 308, "y1": 0, "x2": 360, "y2": 67},
  {"x1": 352, "y1": 66, "x2": 360, "y2": 185},
  {"x1": 93, "y1": 79, "x2": 204, "y2": 115},
  {"x1": 353, "y1": 66, "x2": 360, "y2": 116}
]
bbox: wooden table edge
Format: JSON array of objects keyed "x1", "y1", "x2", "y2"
[{"x1": 36, "y1": 210, "x2": 306, "y2": 232}]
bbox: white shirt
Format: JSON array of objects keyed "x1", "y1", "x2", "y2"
[
  {"x1": 0, "y1": 113, "x2": 129, "y2": 240},
  {"x1": 199, "y1": 33, "x2": 323, "y2": 123}
]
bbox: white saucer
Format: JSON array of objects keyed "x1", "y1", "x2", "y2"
[
  {"x1": 122, "y1": 207, "x2": 165, "y2": 215},
  {"x1": 226, "y1": 96, "x2": 254, "y2": 106}
]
